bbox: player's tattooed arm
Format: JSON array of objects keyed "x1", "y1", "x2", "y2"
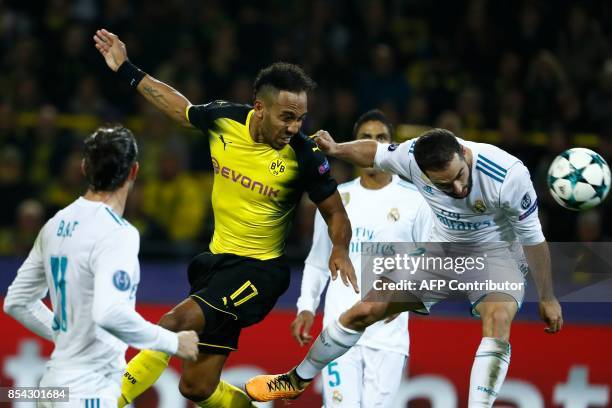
[
  {"x1": 142, "y1": 84, "x2": 169, "y2": 109},
  {"x1": 94, "y1": 28, "x2": 192, "y2": 127},
  {"x1": 137, "y1": 76, "x2": 192, "y2": 127}
]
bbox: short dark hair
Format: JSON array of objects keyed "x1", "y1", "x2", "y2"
[
  {"x1": 413, "y1": 128, "x2": 462, "y2": 172},
  {"x1": 253, "y1": 62, "x2": 317, "y2": 100},
  {"x1": 83, "y1": 126, "x2": 138, "y2": 192},
  {"x1": 352, "y1": 109, "x2": 394, "y2": 140}
]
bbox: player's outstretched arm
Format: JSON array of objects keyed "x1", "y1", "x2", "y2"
[
  {"x1": 314, "y1": 130, "x2": 377, "y2": 168},
  {"x1": 94, "y1": 28, "x2": 191, "y2": 127},
  {"x1": 523, "y1": 241, "x2": 563, "y2": 334},
  {"x1": 316, "y1": 191, "x2": 359, "y2": 293}
]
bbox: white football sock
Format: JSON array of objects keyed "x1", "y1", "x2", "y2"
[
  {"x1": 468, "y1": 337, "x2": 511, "y2": 407},
  {"x1": 295, "y1": 318, "x2": 362, "y2": 380}
]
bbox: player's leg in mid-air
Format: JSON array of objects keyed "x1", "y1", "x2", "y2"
[
  {"x1": 246, "y1": 286, "x2": 420, "y2": 401},
  {"x1": 246, "y1": 252, "x2": 521, "y2": 406},
  {"x1": 118, "y1": 297, "x2": 205, "y2": 406},
  {"x1": 120, "y1": 252, "x2": 290, "y2": 407},
  {"x1": 123, "y1": 342, "x2": 249, "y2": 408},
  {"x1": 124, "y1": 252, "x2": 289, "y2": 407},
  {"x1": 119, "y1": 252, "x2": 209, "y2": 406}
]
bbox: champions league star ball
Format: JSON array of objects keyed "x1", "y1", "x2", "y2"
[{"x1": 547, "y1": 148, "x2": 611, "y2": 211}]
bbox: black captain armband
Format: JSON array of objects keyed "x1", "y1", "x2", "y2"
[{"x1": 117, "y1": 61, "x2": 146, "y2": 87}]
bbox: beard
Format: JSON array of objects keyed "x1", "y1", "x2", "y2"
[{"x1": 443, "y1": 167, "x2": 473, "y2": 199}]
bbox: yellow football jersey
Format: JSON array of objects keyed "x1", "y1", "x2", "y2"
[{"x1": 187, "y1": 100, "x2": 337, "y2": 260}]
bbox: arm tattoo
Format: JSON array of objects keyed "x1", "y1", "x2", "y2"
[{"x1": 143, "y1": 85, "x2": 169, "y2": 109}]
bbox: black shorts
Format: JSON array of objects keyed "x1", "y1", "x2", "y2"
[{"x1": 187, "y1": 252, "x2": 290, "y2": 355}]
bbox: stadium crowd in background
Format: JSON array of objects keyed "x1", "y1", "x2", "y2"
[{"x1": 1, "y1": 0, "x2": 611, "y2": 260}]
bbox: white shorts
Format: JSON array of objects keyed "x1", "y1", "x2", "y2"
[
  {"x1": 321, "y1": 345, "x2": 407, "y2": 407},
  {"x1": 38, "y1": 397, "x2": 116, "y2": 408},
  {"x1": 38, "y1": 365, "x2": 121, "y2": 408},
  {"x1": 384, "y1": 242, "x2": 527, "y2": 315}
]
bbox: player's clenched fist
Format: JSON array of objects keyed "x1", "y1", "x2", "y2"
[
  {"x1": 313, "y1": 130, "x2": 338, "y2": 156},
  {"x1": 175, "y1": 330, "x2": 199, "y2": 362},
  {"x1": 93, "y1": 28, "x2": 128, "y2": 72}
]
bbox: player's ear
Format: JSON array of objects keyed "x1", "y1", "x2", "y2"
[
  {"x1": 253, "y1": 98, "x2": 264, "y2": 119},
  {"x1": 81, "y1": 159, "x2": 87, "y2": 176},
  {"x1": 129, "y1": 162, "x2": 139, "y2": 181}
]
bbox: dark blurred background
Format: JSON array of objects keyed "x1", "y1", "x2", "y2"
[{"x1": 1, "y1": 0, "x2": 612, "y2": 262}]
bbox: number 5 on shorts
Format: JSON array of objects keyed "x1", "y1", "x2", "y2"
[
  {"x1": 227, "y1": 280, "x2": 258, "y2": 307},
  {"x1": 327, "y1": 362, "x2": 341, "y2": 387}
]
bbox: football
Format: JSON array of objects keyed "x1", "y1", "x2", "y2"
[{"x1": 547, "y1": 148, "x2": 611, "y2": 211}]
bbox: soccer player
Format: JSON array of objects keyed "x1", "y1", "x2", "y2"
[
  {"x1": 246, "y1": 128, "x2": 564, "y2": 407},
  {"x1": 3, "y1": 126, "x2": 199, "y2": 408},
  {"x1": 292, "y1": 110, "x2": 433, "y2": 407},
  {"x1": 93, "y1": 29, "x2": 356, "y2": 408}
]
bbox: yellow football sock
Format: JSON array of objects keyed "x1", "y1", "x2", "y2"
[
  {"x1": 197, "y1": 380, "x2": 254, "y2": 407},
  {"x1": 118, "y1": 350, "x2": 171, "y2": 407}
]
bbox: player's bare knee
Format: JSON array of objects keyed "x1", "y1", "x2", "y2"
[
  {"x1": 158, "y1": 303, "x2": 205, "y2": 333},
  {"x1": 483, "y1": 307, "x2": 512, "y2": 340},
  {"x1": 341, "y1": 302, "x2": 383, "y2": 330},
  {"x1": 179, "y1": 375, "x2": 218, "y2": 402},
  {"x1": 158, "y1": 310, "x2": 188, "y2": 332},
  {"x1": 158, "y1": 298, "x2": 205, "y2": 333},
  {"x1": 340, "y1": 303, "x2": 368, "y2": 330}
]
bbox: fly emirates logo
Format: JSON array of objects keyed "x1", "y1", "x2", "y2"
[{"x1": 212, "y1": 157, "x2": 280, "y2": 198}]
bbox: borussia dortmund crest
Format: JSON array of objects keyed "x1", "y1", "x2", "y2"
[{"x1": 269, "y1": 158, "x2": 286, "y2": 176}]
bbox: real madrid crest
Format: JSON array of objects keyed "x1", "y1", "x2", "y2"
[
  {"x1": 387, "y1": 207, "x2": 400, "y2": 222},
  {"x1": 340, "y1": 192, "x2": 351, "y2": 206},
  {"x1": 268, "y1": 158, "x2": 286, "y2": 176},
  {"x1": 332, "y1": 389, "x2": 343, "y2": 404},
  {"x1": 473, "y1": 199, "x2": 486, "y2": 213}
]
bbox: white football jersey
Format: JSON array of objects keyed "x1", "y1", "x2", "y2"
[
  {"x1": 297, "y1": 176, "x2": 434, "y2": 355},
  {"x1": 373, "y1": 139, "x2": 545, "y2": 245},
  {"x1": 4, "y1": 197, "x2": 177, "y2": 399}
]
